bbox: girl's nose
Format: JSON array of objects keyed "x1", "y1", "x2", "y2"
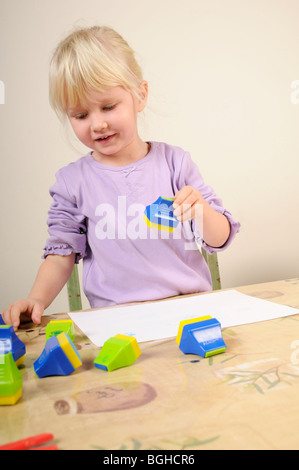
[{"x1": 91, "y1": 114, "x2": 108, "y2": 133}]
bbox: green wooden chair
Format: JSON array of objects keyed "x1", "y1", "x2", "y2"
[
  {"x1": 67, "y1": 264, "x2": 83, "y2": 312},
  {"x1": 201, "y1": 249, "x2": 221, "y2": 291},
  {"x1": 67, "y1": 249, "x2": 221, "y2": 312}
]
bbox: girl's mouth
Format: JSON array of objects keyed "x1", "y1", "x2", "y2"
[{"x1": 96, "y1": 134, "x2": 116, "y2": 143}]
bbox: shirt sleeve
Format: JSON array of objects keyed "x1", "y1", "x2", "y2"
[
  {"x1": 179, "y1": 152, "x2": 240, "y2": 254},
  {"x1": 43, "y1": 169, "x2": 87, "y2": 263}
]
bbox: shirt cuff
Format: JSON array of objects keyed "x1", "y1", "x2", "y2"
[
  {"x1": 193, "y1": 206, "x2": 240, "y2": 254},
  {"x1": 43, "y1": 243, "x2": 84, "y2": 264}
]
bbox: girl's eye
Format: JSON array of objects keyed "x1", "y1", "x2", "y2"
[
  {"x1": 75, "y1": 113, "x2": 88, "y2": 120},
  {"x1": 103, "y1": 104, "x2": 116, "y2": 111}
]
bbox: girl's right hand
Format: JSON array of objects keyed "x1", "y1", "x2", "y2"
[{"x1": 1, "y1": 298, "x2": 45, "y2": 331}]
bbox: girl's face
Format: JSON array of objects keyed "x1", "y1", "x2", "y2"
[{"x1": 67, "y1": 83, "x2": 148, "y2": 166}]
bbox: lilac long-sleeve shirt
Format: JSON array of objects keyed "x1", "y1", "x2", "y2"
[{"x1": 43, "y1": 141, "x2": 240, "y2": 308}]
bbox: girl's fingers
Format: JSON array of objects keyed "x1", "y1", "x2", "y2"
[
  {"x1": 31, "y1": 303, "x2": 43, "y2": 325},
  {"x1": 174, "y1": 187, "x2": 203, "y2": 221}
]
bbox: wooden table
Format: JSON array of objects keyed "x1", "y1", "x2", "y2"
[{"x1": 1, "y1": 278, "x2": 299, "y2": 450}]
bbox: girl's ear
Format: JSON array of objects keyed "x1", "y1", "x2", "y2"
[{"x1": 137, "y1": 80, "x2": 148, "y2": 112}]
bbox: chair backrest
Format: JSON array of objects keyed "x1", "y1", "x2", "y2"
[
  {"x1": 201, "y1": 249, "x2": 222, "y2": 291},
  {"x1": 67, "y1": 250, "x2": 221, "y2": 312},
  {"x1": 67, "y1": 264, "x2": 83, "y2": 312}
]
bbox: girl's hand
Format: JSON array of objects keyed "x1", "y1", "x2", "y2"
[
  {"x1": 1, "y1": 298, "x2": 45, "y2": 331},
  {"x1": 1, "y1": 254, "x2": 75, "y2": 331},
  {"x1": 173, "y1": 185, "x2": 231, "y2": 248},
  {"x1": 173, "y1": 186, "x2": 204, "y2": 222}
]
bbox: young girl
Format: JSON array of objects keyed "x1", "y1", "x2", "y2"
[{"x1": 2, "y1": 25, "x2": 240, "y2": 330}]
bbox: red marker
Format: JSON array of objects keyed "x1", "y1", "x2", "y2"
[{"x1": 0, "y1": 433, "x2": 57, "y2": 450}]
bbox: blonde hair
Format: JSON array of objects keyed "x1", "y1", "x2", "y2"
[{"x1": 49, "y1": 25, "x2": 143, "y2": 116}]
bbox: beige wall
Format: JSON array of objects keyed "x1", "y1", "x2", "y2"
[{"x1": 0, "y1": 0, "x2": 298, "y2": 314}]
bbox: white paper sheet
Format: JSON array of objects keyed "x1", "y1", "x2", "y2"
[{"x1": 69, "y1": 290, "x2": 299, "y2": 347}]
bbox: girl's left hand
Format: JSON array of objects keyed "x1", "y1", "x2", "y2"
[{"x1": 173, "y1": 186, "x2": 205, "y2": 222}]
